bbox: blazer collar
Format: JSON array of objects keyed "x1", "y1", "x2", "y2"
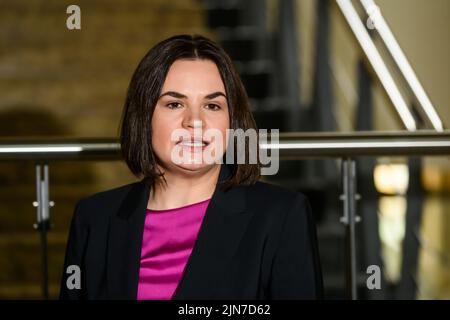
[{"x1": 106, "y1": 164, "x2": 250, "y2": 299}]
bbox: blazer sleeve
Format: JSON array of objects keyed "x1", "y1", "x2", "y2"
[
  {"x1": 268, "y1": 194, "x2": 324, "y2": 299},
  {"x1": 59, "y1": 199, "x2": 88, "y2": 300}
]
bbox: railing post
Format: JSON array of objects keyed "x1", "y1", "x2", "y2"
[
  {"x1": 340, "y1": 158, "x2": 361, "y2": 300},
  {"x1": 33, "y1": 162, "x2": 53, "y2": 299}
]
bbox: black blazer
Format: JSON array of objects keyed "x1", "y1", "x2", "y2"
[{"x1": 60, "y1": 164, "x2": 323, "y2": 300}]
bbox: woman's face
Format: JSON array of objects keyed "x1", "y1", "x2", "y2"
[{"x1": 151, "y1": 59, "x2": 230, "y2": 175}]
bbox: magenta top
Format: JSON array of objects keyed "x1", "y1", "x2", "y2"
[{"x1": 137, "y1": 198, "x2": 211, "y2": 300}]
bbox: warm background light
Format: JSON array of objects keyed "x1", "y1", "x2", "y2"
[
  {"x1": 374, "y1": 163, "x2": 409, "y2": 195},
  {"x1": 378, "y1": 196, "x2": 407, "y2": 283}
]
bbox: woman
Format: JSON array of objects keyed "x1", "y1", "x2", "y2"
[{"x1": 60, "y1": 34, "x2": 323, "y2": 300}]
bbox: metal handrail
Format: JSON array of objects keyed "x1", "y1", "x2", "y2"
[
  {"x1": 0, "y1": 131, "x2": 449, "y2": 160},
  {"x1": 336, "y1": 0, "x2": 445, "y2": 132},
  {"x1": 359, "y1": 0, "x2": 444, "y2": 132},
  {"x1": 1, "y1": 131, "x2": 449, "y2": 300},
  {"x1": 336, "y1": 0, "x2": 417, "y2": 131}
]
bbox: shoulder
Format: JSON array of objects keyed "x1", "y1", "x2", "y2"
[
  {"x1": 241, "y1": 180, "x2": 311, "y2": 226},
  {"x1": 73, "y1": 180, "x2": 142, "y2": 223},
  {"x1": 241, "y1": 181, "x2": 315, "y2": 253},
  {"x1": 245, "y1": 180, "x2": 308, "y2": 207}
]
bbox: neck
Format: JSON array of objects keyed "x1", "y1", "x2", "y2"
[{"x1": 147, "y1": 164, "x2": 221, "y2": 210}]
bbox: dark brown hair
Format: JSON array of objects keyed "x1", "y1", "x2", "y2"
[{"x1": 119, "y1": 34, "x2": 261, "y2": 191}]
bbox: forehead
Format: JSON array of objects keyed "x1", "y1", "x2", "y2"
[{"x1": 161, "y1": 59, "x2": 225, "y2": 93}]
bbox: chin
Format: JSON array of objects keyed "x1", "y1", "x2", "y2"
[{"x1": 174, "y1": 162, "x2": 214, "y2": 173}]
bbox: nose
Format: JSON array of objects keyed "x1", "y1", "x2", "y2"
[{"x1": 182, "y1": 105, "x2": 205, "y2": 131}]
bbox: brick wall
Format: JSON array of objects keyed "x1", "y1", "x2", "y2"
[{"x1": 0, "y1": 0, "x2": 214, "y2": 299}]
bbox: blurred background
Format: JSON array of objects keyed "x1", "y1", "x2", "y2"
[{"x1": 0, "y1": 0, "x2": 448, "y2": 299}]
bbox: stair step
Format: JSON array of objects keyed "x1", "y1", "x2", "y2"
[
  {"x1": 206, "y1": 7, "x2": 241, "y2": 29},
  {"x1": 252, "y1": 109, "x2": 288, "y2": 130},
  {"x1": 241, "y1": 71, "x2": 271, "y2": 99},
  {"x1": 221, "y1": 38, "x2": 258, "y2": 62}
]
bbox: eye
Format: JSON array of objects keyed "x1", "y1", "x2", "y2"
[
  {"x1": 206, "y1": 103, "x2": 221, "y2": 111},
  {"x1": 166, "y1": 102, "x2": 182, "y2": 109}
]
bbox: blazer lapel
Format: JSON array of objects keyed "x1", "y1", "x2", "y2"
[
  {"x1": 106, "y1": 164, "x2": 253, "y2": 299},
  {"x1": 172, "y1": 165, "x2": 252, "y2": 299},
  {"x1": 106, "y1": 181, "x2": 149, "y2": 299}
]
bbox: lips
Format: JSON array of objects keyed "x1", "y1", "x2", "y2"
[{"x1": 177, "y1": 138, "x2": 210, "y2": 147}]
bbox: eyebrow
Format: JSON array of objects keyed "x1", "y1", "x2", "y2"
[{"x1": 158, "y1": 91, "x2": 227, "y2": 100}]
